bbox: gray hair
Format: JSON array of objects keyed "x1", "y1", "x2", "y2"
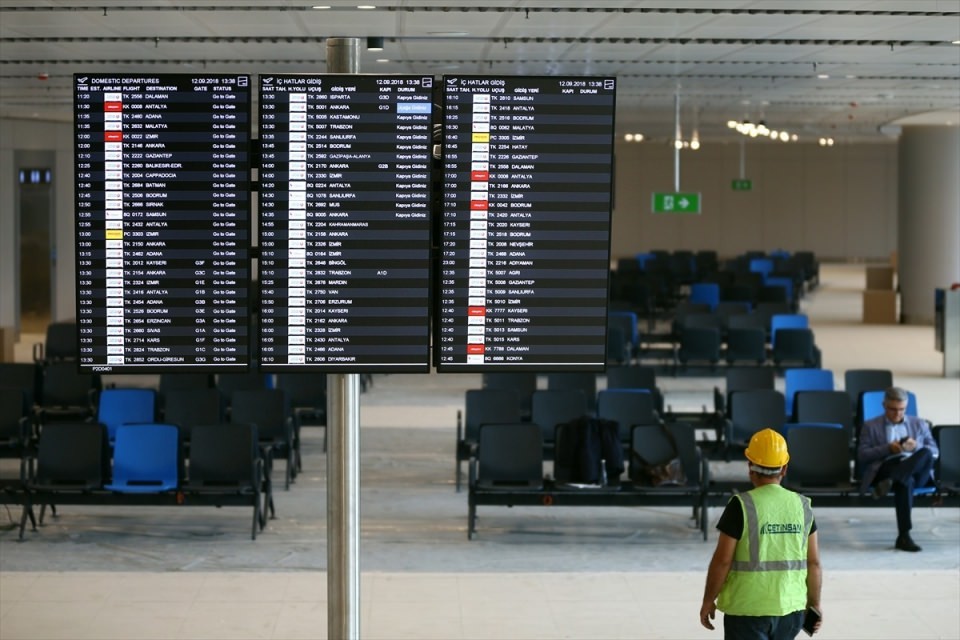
[
  {"x1": 749, "y1": 463, "x2": 783, "y2": 476},
  {"x1": 884, "y1": 386, "x2": 909, "y2": 404}
]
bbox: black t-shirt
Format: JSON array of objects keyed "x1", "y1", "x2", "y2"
[{"x1": 717, "y1": 495, "x2": 818, "y2": 540}]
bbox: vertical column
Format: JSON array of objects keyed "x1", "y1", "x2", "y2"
[
  {"x1": 897, "y1": 125, "x2": 960, "y2": 324},
  {"x1": 325, "y1": 36, "x2": 361, "y2": 640}
]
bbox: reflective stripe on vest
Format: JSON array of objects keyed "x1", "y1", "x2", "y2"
[{"x1": 730, "y1": 491, "x2": 814, "y2": 573}]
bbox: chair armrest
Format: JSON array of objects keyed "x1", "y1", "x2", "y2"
[
  {"x1": 713, "y1": 387, "x2": 724, "y2": 415},
  {"x1": 32, "y1": 342, "x2": 43, "y2": 363}
]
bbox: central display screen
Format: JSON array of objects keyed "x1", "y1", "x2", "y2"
[
  {"x1": 257, "y1": 74, "x2": 434, "y2": 371},
  {"x1": 436, "y1": 75, "x2": 617, "y2": 371},
  {"x1": 73, "y1": 73, "x2": 252, "y2": 372}
]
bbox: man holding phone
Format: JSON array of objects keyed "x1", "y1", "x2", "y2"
[
  {"x1": 700, "y1": 429, "x2": 822, "y2": 638},
  {"x1": 858, "y1": 386, "x2": 939, "y2": 552}
]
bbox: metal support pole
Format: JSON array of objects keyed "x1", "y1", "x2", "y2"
[
  {"x1": 327, "y1": 37, "x2": 361, "y2": 75},
  {"x1": 325, "y1": 36, "x2": 361, "y2": 640},
  {"x1": 673, "y1": 91, "x2": 681, "y2": 192},
  {"x1": 327, "y1": 372, "x2": 361, "y2": 640}
]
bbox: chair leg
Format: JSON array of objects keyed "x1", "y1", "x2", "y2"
[{"x1": 18, "y1": 500, "x2": 35, "y2": 540}]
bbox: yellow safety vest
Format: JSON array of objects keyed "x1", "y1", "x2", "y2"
[{"x1": 717, "y1": 484, "x2": 813, "y2": 617}]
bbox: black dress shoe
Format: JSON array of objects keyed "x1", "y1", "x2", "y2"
[
  {"x1": 895, "y1": 535, "x2": 922, "y2": 552},
  {"x1": 873, "y1": 478, "x2": 893, "y2": 500}
]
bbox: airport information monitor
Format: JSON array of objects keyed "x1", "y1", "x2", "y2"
[
  {"x1": 437, "y1": 75, "x2": 617, "y2": 371},
  {"x1": 74, "y1": 73, "x2": 252, "y2": 372},
  {"x1": 257, "y1": 74, "x2": 433, "y2": 371}
]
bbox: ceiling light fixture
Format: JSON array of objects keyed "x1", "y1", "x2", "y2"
[
  {"x1": 366, "y1": 36, "x2": 384, "y2": 51},
  {"x1": 311, "y1": 5, "x2": 331, "y2": 9},
  {"x1": 357, "y1": 5, "x2": 377, "y2": 9}
]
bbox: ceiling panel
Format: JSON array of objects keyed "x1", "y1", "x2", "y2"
[{"x1": 0, "y1": 0, "x2": 956, "y2": 142}]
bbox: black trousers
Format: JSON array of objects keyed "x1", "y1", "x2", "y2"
[{"x1": 874, "y1": 447, "x2": 935, "y2": 535}]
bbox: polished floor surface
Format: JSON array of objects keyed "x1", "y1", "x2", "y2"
[{"x1": 1, "y1": 263, "x2": 958, "y2": 639}]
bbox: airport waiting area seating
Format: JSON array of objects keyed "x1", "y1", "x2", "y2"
[
  {"x1": 608, "y1": 250, "x2": 823, "y2": 373},
  {"x1": 2, "y1": 367, "x2": 341, "y2": 541},
  {"x1": 467, "y1": 420, "x2": 710, "y2": 540},
  {"x1": 17, "y1": 420, "x2": 271, "y2": 541}
]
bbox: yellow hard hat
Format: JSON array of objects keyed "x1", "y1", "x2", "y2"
[{"x1": 745, "y1": 428, "x2": 789, "y2": 468}]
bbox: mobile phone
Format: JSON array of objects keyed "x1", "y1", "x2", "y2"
[
  {"x1": 802, "y1": 606, "x2": 821, "y2": 636},
  {"x1": 899, "y1": 436, "x2": 910, "y2": 444}
]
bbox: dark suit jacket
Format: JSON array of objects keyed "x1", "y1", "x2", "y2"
[{"x1": 857, "y1": 415, "x2": 939, "y2": 493}]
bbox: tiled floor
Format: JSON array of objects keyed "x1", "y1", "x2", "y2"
[{"x1": 1, "y1": 263, "x2": 958, "y2": 639}]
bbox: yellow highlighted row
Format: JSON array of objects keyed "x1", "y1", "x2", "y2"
[
  {"x1": 472, "y1": 133, "x2": 489, "y2": 143},
  {"x1": 105, "y1": 229, "x2": 123, "y2": 239}
]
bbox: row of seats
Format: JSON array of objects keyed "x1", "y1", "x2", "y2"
[
  {"x1": 607, "y1": 307, "x2": 822, "y2": 373},
  {"x1": 1, "y1": 366, "x2": 330, "y2": 540},
  {"x1": 468, "y1": 421, "x2": 709, "y2": 540},
  {"x1": 15, "y1": 421, "x2": 270, "y2": 540},
  {"x1": 609, "y1": 250, "x2": 820, "y2": 332}
]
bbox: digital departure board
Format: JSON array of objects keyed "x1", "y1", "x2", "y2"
[
  {"x1": 258, "y1": 74, "x2": 433, "y2": 371},
  {"x1": 436, "y1": 75, "x2": 617, "y2": 371},
  {"x1": 74, "y1": 74, "x2": 252, "y2": 372}
]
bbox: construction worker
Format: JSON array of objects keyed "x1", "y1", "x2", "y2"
[{"x1": 700, "y1": 428, "x2": 822, "y2": 639}]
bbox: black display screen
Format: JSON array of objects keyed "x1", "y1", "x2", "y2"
[
  {"x1": 257, "y1": 74, "x2": 434, "y2": 371},
  {"x1": 73, "y1": 73, "x2": 252, "y2": 372},
  {"x1": 436, "y1": 75, "x2": 616, "y2": 371}
]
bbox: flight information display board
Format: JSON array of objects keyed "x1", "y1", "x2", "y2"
[
  {"x1": 437, "y1": 75, "x2": 617, "y2": 371},
  {"x1": 74, "y1": 73, "x2": 252, "y2": 372},
  {"x1": 258, "y1": 74, "x2": 433, "y2": 371}
]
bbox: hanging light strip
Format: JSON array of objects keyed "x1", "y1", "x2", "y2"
[{"x1": 726, "y1": 119, "x2": 799, "y2": 142}]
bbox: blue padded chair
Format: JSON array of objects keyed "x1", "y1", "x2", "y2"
[
  {"x1": 860, "y1": 390, "x2": 918, "y2": 423},
  {"x1": 104, "y1": 423, "x2": 180, "y2": 493},
  {"x1": 749, "y1": 258, "x2": 774, "y2": 281},
  {"x1": 635, "y1": 252, "x2": 655, "y2": 271},
  {"x1": 97, "y1": 388, "x2": 157, "y2": 442},
  {"x1": 769, "y1": 313, "x2": 809, "y2": 348},
  {"x1": 689, "y1": 283, "x2": 720, "y2": 311},
  {"x1": 784, "y1": 368, "x2": 834, "y2": 417}
]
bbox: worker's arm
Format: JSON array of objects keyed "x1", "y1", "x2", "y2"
[
  {"x1": 806, "y1": 531, "x2": 823, "y2": 633},
  {"x1": 700, "y1": 532, "x2": 736, "y2": 630}
]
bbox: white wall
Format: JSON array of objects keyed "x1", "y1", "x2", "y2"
[
  {"x1": 610, "y1": 140, "x2": 898, "y2": 261},
  {"x1": 0, "y1": 118, "x2": 75, "y2": 330}
]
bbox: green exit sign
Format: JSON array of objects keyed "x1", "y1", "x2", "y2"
[
  {"x1": 731, "y1": 179, "x2": 753, "y2": 191},
  {"x1": 652, "y1": 192, "x2": 701, "y2": 214}
]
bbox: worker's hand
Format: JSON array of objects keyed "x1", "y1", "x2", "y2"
[
  {"x1": 901, "y1": 437, "x2": 917, "y2": 452},
  {"x1": 811, "y1": 607, "x2": 823, "y2": 633},
  {"x1": 889, "y1": 440, "x2": 903, "y2": 454},
  {"x1": 700, "y1": 601, "x2": 717, "y2": 630}
]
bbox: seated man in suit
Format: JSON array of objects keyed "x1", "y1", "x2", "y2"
[{"x1": 858, "y1": 386, "x2": 939, "y2": 552}]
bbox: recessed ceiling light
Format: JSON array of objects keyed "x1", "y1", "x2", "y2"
[
  {"x1": 952, "y1": 40, "x2": 960, "y2": 45},
  {"x1": 817, "y1": 74, "x2": 830, "y2": 79},
  {"x1": 845, "y1": 74, "x2": 857, "y2": 79},
  {"x1": 429, "y1": 31, "x2": 470, "y2": 37},
  {"x1": 311, "y1": 5, "x2": 331, "y2": 8},
  {"x1": 376, "y1": 58, "x2": 389, "y2": 63},
  {"x1": 357, "y1": 4, "x2": 377, "y2": 9}
]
